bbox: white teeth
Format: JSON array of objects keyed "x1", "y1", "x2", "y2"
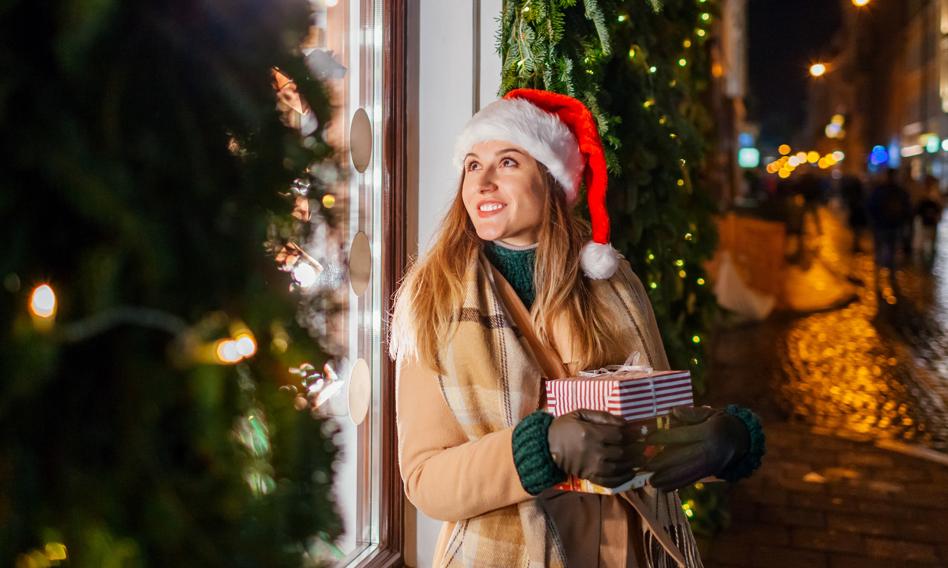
[{"x1": 479, "y1": 203, "x2": 504, "y2": 212}]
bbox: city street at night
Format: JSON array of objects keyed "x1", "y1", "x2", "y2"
[{"x1": 5, "y1": 1, "x2": 948, "y2": 566}]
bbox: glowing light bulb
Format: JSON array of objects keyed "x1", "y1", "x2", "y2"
[
  {"x1": 809, "y1": 63, "x2": 827, "y2": 77},
  {"x1": 216, "y1": 339, "x2": 242, "y2": 364},
  {"x1": 30, "y1": 284, "x2": 56, "y2": 318},
  {"x1": 852, "y1": 0, "x2": 870, "y2": 7},
  {"x1": 292, "y1": 262, "x2": 319, "y2": 289},
  {"x1": 235, "y1": 333, "x2": 257, "y2": 358}
]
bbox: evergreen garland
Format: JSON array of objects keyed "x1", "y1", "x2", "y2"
[{"x1": 499, "y1": 0, "x2": 719, "y2": 395}]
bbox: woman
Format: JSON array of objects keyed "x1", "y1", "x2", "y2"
[{"x1": 391, "y1": 89, "x2": 764, "y2": 567}]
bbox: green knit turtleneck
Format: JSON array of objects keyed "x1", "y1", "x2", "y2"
[{"x1": 484, "y1": 241, "x2": 536, "y2": 309}]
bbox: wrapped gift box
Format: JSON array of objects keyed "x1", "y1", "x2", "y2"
[{"x1": 544, "y1": 368, "x2": 694, "y2": 494}]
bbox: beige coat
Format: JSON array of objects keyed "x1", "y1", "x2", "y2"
[{"x1": 396, "y1": 261, "x2": 695, "y2": 567}]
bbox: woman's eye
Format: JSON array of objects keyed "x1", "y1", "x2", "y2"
[
  {"x1": 466, "y1": 161, "x2": 480, "y2": 171},
  {"x1": 501, "y1": 157, "x2": 517, "y2": 167}
]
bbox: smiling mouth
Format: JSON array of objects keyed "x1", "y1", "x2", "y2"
[{"x1": 479, "y1": 203, "x2": 505, "y2": 212}]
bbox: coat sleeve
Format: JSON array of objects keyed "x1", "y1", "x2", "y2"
[{"x1": 396, "y1": 357, "x2": 533, "y2": 522}]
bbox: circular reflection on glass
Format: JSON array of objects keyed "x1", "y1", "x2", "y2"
[
  {"x1": 348, "y1": 231, "x2": 371, "y2": 296},
  {"x1": 347, "y1": 358, "x2": 371, "y2": 426},
  {"x1": 349, "y1": 108, "x2": 372, "y2": 173}
]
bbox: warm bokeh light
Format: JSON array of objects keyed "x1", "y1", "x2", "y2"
[
  {"x1": 807, "y1": 151, "x2": 820, "y2": 163},
  {"x1": 809, "y1": 62, "x2": 827, "y2": 77},
  {"x1": 235, "y1": 333, "x2": 257, "y2": 358},
  {"x1": 29, "y1": 284, "x2": 57, "y2": 318},
  {"x1": 321, "y1": 194, "x2": 336, "y2": 209},
  {"x1": 852, "y1": 0, "x2": 870, "y2": 7},
  {"x1": 778, "y1": 144, "x2": 791, "y2": 155},
  {"x1": 215, "y1": 339, "x2": 242, "y2": 364}
]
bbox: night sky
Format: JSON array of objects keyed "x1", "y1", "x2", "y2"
[{"x1": 747, "y1": 0, "x2": 843, "y2": 149}]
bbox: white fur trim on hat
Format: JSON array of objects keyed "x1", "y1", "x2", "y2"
[
  {"x1": 580, "y1": 241, "x2": 620, "y2": 280},
  {"x1": 452, "y1": 98, "x2": 584, "y2": 204}
]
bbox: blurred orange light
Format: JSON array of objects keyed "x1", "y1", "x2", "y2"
[
  {"x1": 29, "y1": 284, "x2": 56, "y2": 319},
  {"x1": 778, "y1": 144, "x2": 791, "y2": 155},
  {"x1": 809, "y1": 63, "x2": 827, "y2": 77},
  {"x1": 852, "y1": 0, "x2": 870, "y2": 7},
  {"x1": 807, "y1": 151, "x2": 820, "y2": 163}
]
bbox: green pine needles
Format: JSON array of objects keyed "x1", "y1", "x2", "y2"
[{"x1": 500, "y1": 0, "x2": 720, "y2": 394}]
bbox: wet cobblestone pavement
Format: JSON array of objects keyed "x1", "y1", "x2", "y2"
[
  {"x1": 777, "y1": 208, "x2": 948, "y2": 451},
  {"x1": 703, "y1": 206, "x2": 948, "y2": 568}
]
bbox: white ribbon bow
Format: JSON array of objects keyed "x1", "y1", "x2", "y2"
[{"x1": 578, "y1": 351, "x2": 654, "y2": 377}]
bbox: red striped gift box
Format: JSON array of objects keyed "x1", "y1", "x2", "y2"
[
  {"x1": 544, "y1": 369, "x2": 693, "y2": 494},
  {"x1": 545, "y1": 369, "x2": 693, "y2": 421}
]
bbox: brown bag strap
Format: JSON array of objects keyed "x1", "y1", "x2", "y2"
[
  {"x1": 619, "y1": 492, "x2": 688, "y2": 568},
  {"x1": 488, "y1": 264, "x2": 569, "y2": 380}
]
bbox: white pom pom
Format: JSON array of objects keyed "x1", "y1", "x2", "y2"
[{"x1": 580, "y1": 241, "x2": 619, "y2": 280}]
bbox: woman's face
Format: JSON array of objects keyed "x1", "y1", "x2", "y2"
[{"x1": 461, "y1": 140, "x2": 546, "y2": 247}]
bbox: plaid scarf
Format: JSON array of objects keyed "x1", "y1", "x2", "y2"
[{"x1": 436, "y1": 252, "x2": 702, "y2": 567}]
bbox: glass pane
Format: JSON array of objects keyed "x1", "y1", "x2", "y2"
[{"x1": 296, "y1": 0, "x2": 385, "y2": 565}]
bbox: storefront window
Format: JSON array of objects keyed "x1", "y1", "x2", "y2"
[{"x1": 282, "y1": 0, "x2": 388, "y2": 565}]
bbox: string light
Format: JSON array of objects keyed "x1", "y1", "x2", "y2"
[
  {"x1": 235, "y1": 333, "x2": 257, "y2": 358},
  {"x1": 692, "y1": 335, "x2": 701, "y2": 344},
  {"x1": 649, "y1": 65, "x2": 657, "y2": 73},
  {"x1": 29, "y1": 284, "x2": 57, "y2": 319},
  {"x1": 678, "y1": 58, "x2": 688, "y2": 67},
  {"x1": 216, "y1": 339, "x2": 243, "y2": 364},
  {"x1": 696, "y1": 277, "x2": 706, "y2": 286},
  {"x1": 321, "y1": 194, "x2": 336, "y2": 208}
]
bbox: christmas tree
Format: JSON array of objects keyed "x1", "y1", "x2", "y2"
[
  {"x1": 499, "y1": 0, "x2": 724, "y2": 536},
  {"x1": 0, "y1": 1, "x2": 342, "y2": 565}
]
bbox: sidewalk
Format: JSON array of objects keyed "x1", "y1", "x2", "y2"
[
  {"x1": 705, "y1": 421, "x2": 948, "y2": 567},
  {"x1": 703, "y1": 207, "x2": 948, "y2": 567}
]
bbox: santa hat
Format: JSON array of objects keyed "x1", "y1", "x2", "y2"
[{"x1": 452, "y1": 88, "x2": 619, "y2": 280}]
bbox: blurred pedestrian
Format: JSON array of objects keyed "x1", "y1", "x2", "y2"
[
  {"x1": 868, "y1": 169, "x2": 911, "y2": 289},
  {"x1": 840, "y1": 174, "x2": 868, "y2": 253},
  {"x1": 914, "y1": 175, "x2": 943, "y2": 264}
]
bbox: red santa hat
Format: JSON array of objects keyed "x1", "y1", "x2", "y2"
[{"x1": 452, "y1": 88, "x2": 619, "y2": 280}]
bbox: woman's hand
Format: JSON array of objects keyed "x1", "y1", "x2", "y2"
[
  {"x1": 644, "y1": 406, "x2": 751, "y2": 491},
  {"x1": 547, "y1": 409, "x2": 646, "y2": 488}
]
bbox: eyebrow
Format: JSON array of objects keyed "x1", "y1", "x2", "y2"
[{"x1": 464, "y1": 148, "x2": 527, "y2": 160}]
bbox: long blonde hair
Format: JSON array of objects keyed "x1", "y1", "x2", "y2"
[{"x1": 390, "y1": 168, "x2": 618, "y2": 373}]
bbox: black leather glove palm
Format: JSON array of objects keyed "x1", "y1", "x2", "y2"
[
  {"x1": 645, "y1": 406, "x2": 750, "y2": 491},
  {"x1": 548, "y1": 409, "x2": 646, "y2": 488}
]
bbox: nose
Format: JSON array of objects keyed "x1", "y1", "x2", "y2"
[{"x1": 478, "y1": 166, "x2": 498, "y2": 193}]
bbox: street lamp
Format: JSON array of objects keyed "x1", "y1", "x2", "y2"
[{"x1": 809, "y1": 62, "x2": 827, "y2": 78}]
